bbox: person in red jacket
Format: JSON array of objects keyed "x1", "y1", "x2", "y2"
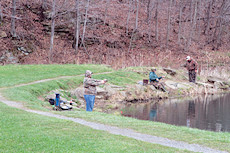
[{"x1": 183, "y1": 56, "x2": 198, "y2": 83}]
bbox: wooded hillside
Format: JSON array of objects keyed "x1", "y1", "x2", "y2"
[{"x1": 0, "y1": 0, "x2": 229, "y2": 68}]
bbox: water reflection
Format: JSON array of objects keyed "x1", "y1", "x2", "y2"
[{"x1": 121, "y1": 93, "x2": 230, "y2": 132}]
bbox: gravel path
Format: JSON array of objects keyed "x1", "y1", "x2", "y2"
[{"x1": 0, "y1": 75, "x2": 228, "y2": 153}]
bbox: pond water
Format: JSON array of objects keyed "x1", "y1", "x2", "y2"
[{"x1": 121, "y1": 93, "x2": 230, "y2": 132}]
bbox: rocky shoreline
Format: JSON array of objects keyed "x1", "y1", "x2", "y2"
[{"x1": 44, "y1": 68, "x2": 230, "y2": 111}]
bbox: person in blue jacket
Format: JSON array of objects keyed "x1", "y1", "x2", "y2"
[
  {"x1": 149, "y1": 68, "x2": 162, "y2": 83},
  {"x1": 149, "y1": 68, "x2": 167, "y2": 92}
]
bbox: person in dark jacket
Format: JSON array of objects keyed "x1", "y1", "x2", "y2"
[
  {"x1": 183, "y1": 56, "x2": 198, "y2": 83},
  {"x1": 149, "y1": 68, "x2": 162, "y2": 83},
  {"x1": 83, "y1": 70, "x2": 107, "y2": 111},
  {"x1": 149, "y1": 68, "x2": 167, "y2": 92}
]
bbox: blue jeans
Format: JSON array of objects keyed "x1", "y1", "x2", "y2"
[{"x1": 84, "y1": 95, "x2": 95, "y2": 111}]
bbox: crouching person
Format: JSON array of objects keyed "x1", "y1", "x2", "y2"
[
  {"x1": 149, "y1": 68, "x2": 167, "y2": 92},
  {"x1": 83, "y1": 70, "x2": 107, "y2": 111}
]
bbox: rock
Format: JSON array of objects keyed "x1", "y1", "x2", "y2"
[
  {"x1": 0, "y1": 51, "x2": 19, "y2": 64},
  {"x1": 71, "y1": 87, "x2": 84, "y2": 99},
  {"x1": 165, "y1": 80, "x2": 192, "y2": 90},
  {"x1": 196, "y1": 82, "x2": 214, "y2": 88},
  {"x1": 104, "y1": 85, "x2": 117, "y2": 96},
  {"x1": 109, "y1": 84, "x2": 124, "y2": 89},
  {"x1": 148, "y1": 85, "x2": 156, "y2": 91},
  {"x1": 0, "y1": 31, "x2": 7, "y2": 38},
  {"x1": 165, "y1": 80, "x2": 178, "y2": 89},
  {"x1": 177, "y1": 83, "x2": 192, "y2": 89},
  {"x1": 163, "y1": 68, "x2": 177, "y2": 76},
  {"x1": 207, "y1": 76, "x2": 230, "y2": 90},
  {"x1": 207, "y1": 76, "x2": 225, "y2": 85},
  {"x1": 97, "y1": 86, "x2": 108, "y2": 95}
]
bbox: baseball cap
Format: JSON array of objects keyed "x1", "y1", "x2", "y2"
[
  {"x1": 85, "y1": 70, "x2": 93, "y2": 77},
  {"x1": 186, "y1": 56, "x2": 191, "y2": 61}
]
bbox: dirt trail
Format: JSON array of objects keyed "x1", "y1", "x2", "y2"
[{"x1": 0, "y1": 75, "x2": 228, "y2": 153}]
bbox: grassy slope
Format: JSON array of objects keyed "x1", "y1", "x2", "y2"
[
  {"x1": 0, "y1": 64, "x2": 112, "y2": 87},
  {"x1": 1, "y1": 64, "x2": 230, "y2": 152},
  {"x1": 0, "y1": 103, "x2": 186, "y2": 153}
]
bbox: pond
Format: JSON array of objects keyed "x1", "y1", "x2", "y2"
[{"x1": 121, "y1": 93, "x2": 230, "y2": 132}]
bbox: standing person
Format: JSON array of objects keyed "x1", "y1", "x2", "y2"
[
  {"x1": 183, "y1": 56, "x2": 198, "y2": 83},
  {"x1": 83, "y1": 70, "x2": 107, "y2": 111}
]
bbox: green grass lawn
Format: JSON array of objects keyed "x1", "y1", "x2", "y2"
[
  {"x1": 0, "y1": 103, "x2": 188, "y2": 153},
  {"x1": 1, "y1": 64, "x2": 230, "y2": 152},
  {"x1": 0, "y1": 64, "x2": 112, "y2": 87}
]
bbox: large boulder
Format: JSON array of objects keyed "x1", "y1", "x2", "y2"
[
  {"x1": 165, "y1": 80, "x2": 192, "y2": 90},
  {"x1": 164, "y1": 80, "x2": 178, "y2": 89},
  {"x1": 163, "y1": 68, "x2": 177, "y2": 76},
  {"x1": 71, "y1": 84, "x2": 124, "y2": 101},
  {"x1": 207, "y1": 76, "x2": 230, "y2": 90},
  {"x1": 71, "y1": 87, "x2": 84, "y2": 99}
]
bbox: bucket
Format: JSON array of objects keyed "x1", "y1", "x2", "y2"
[{"x1": 143, "y1": 79, "x2": 148, "y2": 85}]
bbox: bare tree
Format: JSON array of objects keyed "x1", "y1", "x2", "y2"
[
  {"x1": 146, "y1": 0, "x2": 156, "y2": 42},
  {"x1": 104, "y1": 0, "x2": 110, "y2": 25},
  {"x1": 146, "y1": 0, "x2": 151, "y2": 22},
  {"x1": 0, "y1": 0, "x2": 2, "y2": 24},
  {"x1": 74, "y1": 0, "x2": 80, "y2": 54},
  {"x1": 187, "y1": 0, "x2": 198, "y2": 49},
  {"x1": 177, "y1": 0, "x2": 183, "y2": 44},
  {"x1": 11, "y1": 0, "x2": 17, "y2": 38},
  {"x1": 42, "y1": 0, "x2": 48, "y2": 9},
  {"x1": 126, "y1": 0, "x2": 133, "y2": 35},
  {"x1": 82, "y1": 0, "x2": 90, "y2": 45},
  {"x1": 49, "y1": 0, "x2": 56, "y2": 63},
  {"x1": 166, "y1": 0, "x2": 172, "y2": 48},
  {"x1": 135, "y1": 0, "x2": 139, "y2": 30},
  {"x1": 204, "y1": 0, "x2": 214, "y2": 36},
  {"x1": 196, "y1": 0, "x2": 202, "y2": 42},
  {"x1": 155, "y1": 0, "x2": 159, "y2": 42},
  {"x1": 213, "y1": 0, "x2": 228, "y2": 49},
  {"x1": 128, "y1": 0, "x2": 140, "y2": 52}
]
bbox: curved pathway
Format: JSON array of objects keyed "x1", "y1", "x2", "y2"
[{"x1": 0, "y1": 75, "x2": 228, "y2": 153}]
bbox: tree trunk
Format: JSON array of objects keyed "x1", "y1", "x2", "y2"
[
  {"x1": 135, "y1": 0, "x2": 139, "y2": 30},
  {"x1": 178, "y1": 0, "x2": 183, "y2": 44},
  {"x1": 104, "y1": 0, "x2": 110, "y2": 25},
  {"x1": 0, "y1": 0, "x2": 2, "y2": 23},
  {"x1": 188, "y1": 0, "x2": 198, "y2": 48},
  {"x1": 42, "y1": 0, "x2": 47, "y2": 9},
  {"x1": 146, "y1": 0, "x2": 151, "y2": 22},
  {"x1": 75, "y1": 0, "x2": 80, "y2": 54},
  {"x1": 11, "y1": 0, "x2": 17, "y2": 38},
  {"x1": 126, "y1": 0, "x2": 132, "y2": 35},
  {"x1": 204, "y1": 0, "x2": 213, "y2": 35},
  {"x1": 82, "y1": 0, "x2": 90, "y2": 45},
  {"x1": 197, "y1": 0, "x2": 201, "y2": 42},
  {"x1": 49, "y1": 0, "x2": 56, "y2": 63},
  {"x1": 215, "y1": 0, "x2": 226, "y2": 49},
  {"x1": 147, "y1": 0, "x2": 153, "y2": 42},
  {"x1": 155, "y1": 0, "x2": 159, "y2": 42},
  {"x1": 166, "y1": 0, "x2": 172, "y2": 48}
]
